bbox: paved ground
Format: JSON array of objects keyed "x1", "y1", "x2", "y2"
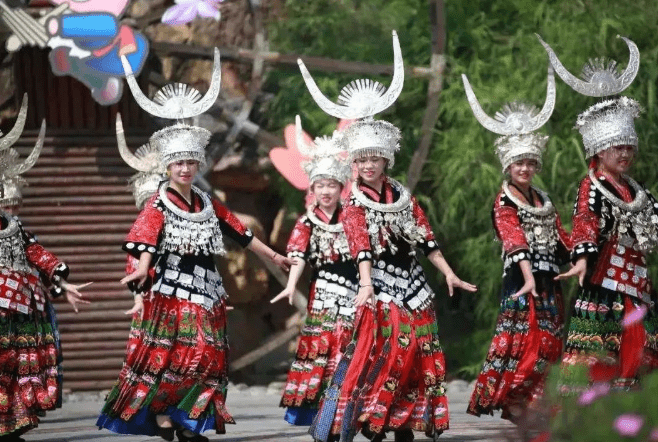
[{"x1": 23, "y1": 381, "x2": 516, "y2": 442}]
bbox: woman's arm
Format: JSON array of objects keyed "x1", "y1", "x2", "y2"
[
  {"x1": 427, "y1": 249, "x2": 477, "y2": 297},
  {"x1": 247, "y1": 237, "x2": 294, "y2": 272},
  {"x1": 354, "y1": 260, "x2": 375, "y2": 307},
  {"x1": 270, "y1": 258, "x2": 306, "y2": 305}
]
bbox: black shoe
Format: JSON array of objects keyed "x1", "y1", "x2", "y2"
[
  {"x1": 175, "y1": 428, "x2": 209, "y2": 442},
  {"x1": 394, "y1": 429, "x2": 414, "y2": 442},
  {"x1": 157, "y1": 425, "x2": 175, "y2": 442},
  {"x1": 0, "y1": 434, "x2": 25, "y2": 442}
]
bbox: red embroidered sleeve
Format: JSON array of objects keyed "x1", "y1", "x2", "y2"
[
  {"x1": 124, "y1": 194, "x2": 164, "y2": 257},
  {"x1": 571, "y1": 177, "x2": 599, "y2": 258},
  {"x1": 493, "y1": 193, "x2": 529, "y2": 256},
  {"x1": 25, "y1": 242, "x2": 64, "y2": 279},
  {"x1": 340, "y1": 203, "x2": 372, "y2": 262},
  {"x1": 211, "y1": 198, "x2": 254, "y2": 248},
  {"x1": 286, "y1": 216, "x2": 311, "y2": 258},
  {"x1": 411, "y1": 196, "x2": 441, "y2": 255}
]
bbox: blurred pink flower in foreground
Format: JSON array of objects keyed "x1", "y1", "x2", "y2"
[
  {"x1": 613, "y1": 414, "x2": 644, "y2": 437},
  {"x1": 621, "y1": 304, "x2": 647, "y2": 328},
  {"x1": 577, "y1": 382, "x2": 610, "y2": 406},
  {"x1": 162, "y1": 0, "x2": 223, "y2": 26}
]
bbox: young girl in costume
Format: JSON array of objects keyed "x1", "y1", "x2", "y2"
[
  {"x1": 97, "y1": 49, "x2": 293, "y2": 442},
  {"x1": 272, "y1": 116, "x2": 357, "y2": 426},
  {"x1": 299, "y1": 31, "x2": 476, "y2": 442},
  {"x1": 461, "y1": 65, "x2": 570, "y2": 421}
]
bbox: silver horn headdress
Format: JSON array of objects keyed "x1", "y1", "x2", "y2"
[
  {"x1": 296, "y1": 115, "x2": 351, "y2": 186},
  {"x1": 462, "y1": 64, "x2": 555, "y2": 172},
  {"x1": 116, "y1": 113, "x2": 166, "y2": 209},
  {"x1": 537, "y1": 34, "x2": 641, "y2": 159},
  {"x1": 120, "y1": 48, "x2": 220, "y2": 168},
  {"x1": 299, "y1": 31, "x2": 403, "y2": 167},
  {"x1": 0, "y1": 117, "x2": 46, "y2": 208}
]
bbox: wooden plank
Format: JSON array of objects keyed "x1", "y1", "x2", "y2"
[
  {"x1": 150, "y1": 41, "x2": 435, "y2": 79},
  {"x1": 405, "y1": 0, "x2": 447, "y2": 192}
]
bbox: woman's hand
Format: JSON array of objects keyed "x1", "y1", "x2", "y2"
[
  {"x1": 355, "y1": 285, "x2": 375, "y2": 307},
  {"x1": 120, "y1": 268, "x2": 149, "y2": 287},
  {"x1": 555, "y1": 256, "x2": 587, "y2": 286},
  {"x1": 125, "y1": 294, "x2": 144, "y2": 318},
  {"x1": 270, "y1": 287, "x2": 295, "y2": 305},
  {"x1": 445, "y1": 273, "x2": 478, "y2": 297},
  {"x1": 511, "y1": 275, "x2": 538, "y2": 300},
  {"x1": 61, "y1": 281, "x2": 92, "y2": 313},
  {"x1": 272, "y1": 253, "x2": 295, "y2": 272}
]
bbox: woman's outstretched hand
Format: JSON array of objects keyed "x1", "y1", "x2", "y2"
[
  {"x1": 555, "y1": 257, "x2": 587, "y2": 286},
  {"x1": 62, "y1": 281, "x2": 92, "y2": 313},
  {"x1": 445, "y1": 273, "x2": 478, "y2": 297},
  {"x1": 511, "y1": 277, "x2": 538, "y2": 300},
  {"x1": 125, "y1": 294, "x2": 144, "y2": 318},
  {"x1": 121, "y1": 268, "x2": 149, "y2": 287},
  {"x1": 270, "y1": 287, "x2": 295, "y2": 305}
]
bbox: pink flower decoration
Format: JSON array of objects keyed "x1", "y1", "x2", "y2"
[
  {"x1": 613, "y1": 414, "x2": 644, "y2": 437},
  {"x1": 577, "y1": 382, "x2": 610, "y2": 406},
  {"x1": 162, "y1": 0, "x2": 222, "y2": 26},
  {"x1": 621, "y1": 304, "x2": 648, "y2": 328}
]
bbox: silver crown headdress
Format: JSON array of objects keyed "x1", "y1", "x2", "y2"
[
  {"x1": 462, "y1": 65, "x2": 555, "y2": 172},
  {"x1": 121, "y1": 48, "x2": 221, "y2": 168},
  {"x1": 0, "y1": 94, "x2": 46, "y2": 208},
  {"x1": 116, "y1": 113, "x2": 166, "y2": 209},
  {"x1": 298, "y1": 31, "x2": 404, "y2": 167},
  {"x1": 537, "y1": 35, "x2": 641, "y2": 159},
  {"x1": 296, "y1": 116, "x2": 351, "y2": 186}
]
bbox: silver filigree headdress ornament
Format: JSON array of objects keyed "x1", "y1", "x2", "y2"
[
  {"x1": 298, "y1": 31, "x2": 403, "y2": 168},
  {"x1": 120, "y1": 48, "x2": 222, "y2": 169},
  {"x1": 115, "y1": 113, "x2": 166, "y2": 209},
  {"x1": 295, "y1": 115, "x2": 351, "y2": 186},
  {"x1": 462, "y1": 64, "x2": 556, "y2": 172},
  {"x1": 0, "y1": 93, "x2": 46, "y2": 208},
  {"x1": 537, "y1": 35, "x2": 641, "y2": 159}
]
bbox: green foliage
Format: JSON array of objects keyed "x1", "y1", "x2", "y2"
[
  {"x1": 264, "y1": 0, "x2": 658, "y2": 377},
  {"x1": 541, "y1": 369, "x2": 658, "y2": 441}
]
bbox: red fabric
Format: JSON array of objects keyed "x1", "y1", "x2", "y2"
[
  {"x1": 210, "y1": 198, "x2": 248, "y2": 235},
  {"x1": 331, "y1": 304, "x2": 448, "y2": 435},
  {"x1": 493, "y1": 192, "x2": 530, "y2": 255},
  {"x1": 125, "y1": 194, "x2": 164, "y2": 247},
  {"x1": 24, "y1": 243, "x2": 62, "y2": 280},
  {"x1": 571, "y1": 177, "x2": 599, "y2": 248},
  {"x1": 619, "y1": 298, "x2": 646, "y2": 379},
  {"x1": 341, "y1": 203, "x2": 371, "y2": 259},
  {"x1": 285, "y1": 215, "x2": 311, "y2": 256},
  {"x1": 410, "y1": 195, "x2": 437, "y2": 244}
]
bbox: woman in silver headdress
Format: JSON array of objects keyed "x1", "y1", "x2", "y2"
[
  {"x1": 271, "y1": 117, "x2": 358, "y2": 427},
  {"x1": 0, "y1": 96, "x2": 88, "y2": 441},
  {"x1": 539, "y1": 36, "x2": 658, "y2": 391},
  {"x1": 97, "y1": 49, "x2": 293, "y2": 442},
  {"x1": 299, "y1": 32, "x2": 476, "y2": 442},
  {"x1": 461, "y1": 65, "x2": 570, "y2": 421}
]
